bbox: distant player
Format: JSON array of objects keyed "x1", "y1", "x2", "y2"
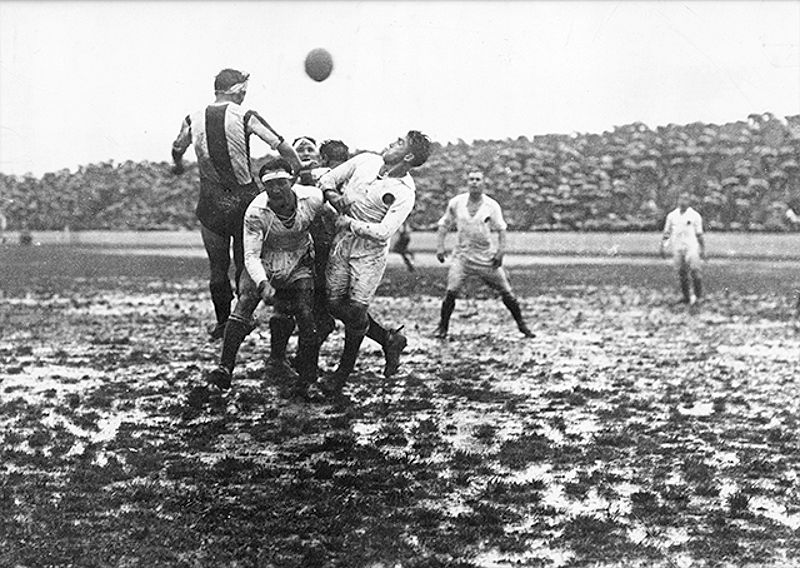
[
  {"x1": 784, "y1": 199, "x2": 800, "y2": 314},
  {"x1": 391, "y1": 221, "x2": 416, "y2": 272},
  {"x1": 660, "y1": 192, "x2": 705, "y2": 306},
  {"x1": 207, "y1": 158, "x2": 327, "y2": 397},
  {"x1": 171, "y1": 68, "x2": 301, "y2": 340},
  {"x1": 312, "y1": 131, "x2": 432, "y2": 400},
  {"x1": 434, "y1": 170, "x2": 534, "y2": 339}
]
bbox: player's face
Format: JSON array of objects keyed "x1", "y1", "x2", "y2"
[
  {"x1": 678, "y1": 193, "x2": 690, "y2": 210},
  {"x1": 295, "y1": 142, "x2": 320, "y2": 168},
  {"x1": 382, "y1": 136, "x2": 412, "y2": 166},
  {"x1": 467, "y1": 172, "x2": 484, "y2": 194},
  {"x1": 264, "y1": 177, "x2": 293, "y2": 199}
]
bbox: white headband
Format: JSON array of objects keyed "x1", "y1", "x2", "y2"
[
  {"x1": 261, "y1": 170, "x2": 293, "y2": 183},
  {"x1": 218, "y1": 79, "x2": 248, "y2": 95}
]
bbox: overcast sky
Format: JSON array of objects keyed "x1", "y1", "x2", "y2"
[{"x1": 1, "y1": 1, "x2": 798, "y2": 176}]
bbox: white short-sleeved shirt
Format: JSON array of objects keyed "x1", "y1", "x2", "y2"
[
  {"x1": 319, "y1": 153, "x2": 416, "y2": 256},
  {"x1": 242, "y1": 184, "x2": 324, "y2": 288},
  {"x1": 663, "y1": 206, "x2": 703, "y2": 252},
  {"x1": 438, "y1": 193, "x2": 507, "y2": 266}
]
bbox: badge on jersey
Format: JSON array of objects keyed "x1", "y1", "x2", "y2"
[{"x1": 382, "y1": 193, "x2": 396, "y2": 206}]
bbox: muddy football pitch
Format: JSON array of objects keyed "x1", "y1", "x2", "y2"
[{"x1": 1, "y1": 244, "x2": 800, "y2": 568}]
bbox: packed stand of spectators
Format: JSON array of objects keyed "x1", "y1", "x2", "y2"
[{"x1": 1, "y1": 113, "x2": 798, "y2": 232}]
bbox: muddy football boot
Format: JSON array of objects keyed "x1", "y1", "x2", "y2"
[
  {"x1": 518, "y1": 323, "x2": 535, "y2": 338},
  {"x1": 383, "y1": 326, "x2": 407, "y2": 378},
  {"x1": 434, "y1": 324, "x2": 448, "y2": 339},
  {"x1": 206, "y1": 365, "x2": 232, "y2": 392}
]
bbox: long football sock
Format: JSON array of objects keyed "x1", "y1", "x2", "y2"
[
  {"x1": 679, "y1": 267, "x2": 691, "y2": 301},
  {"x1": 219, "y1": 315, "x2": 253, "y2": 373},
  {"x1": 365, "y1": 313, "x2": 389, "y2": 348},
  {"x1": 269, "y1": 316, "x2": 296, "y2": 361},
  {"x1": 692, "y1": 273, "x2": 703, "y2": 299},
  {"x1": 336, "y1": 323, "x2": 369, "y2": 378},
  {"x1": 501, "y1": 293, "x2": 526, "y2": 327},
  {"x1": 438, "y1": 292, "x2": 457, "y2": 332},
  {"x1": 209, "y1": 280, "x2": 233, "y2": 324}
]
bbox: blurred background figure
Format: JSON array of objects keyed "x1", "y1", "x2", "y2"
[
  {"x1": 661, "y1": 192, "x2": 705, "y2": 306},
  {"x1": 391, "y1": 221, "x2": 415, "y2": 272}
]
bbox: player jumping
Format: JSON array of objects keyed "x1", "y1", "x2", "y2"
[
  {"x1": 434, "y1": 170, "x2": 534, "y2": 339},
  {"x1": 171, "y1": 68, "x2": 301, "y2": 340}
]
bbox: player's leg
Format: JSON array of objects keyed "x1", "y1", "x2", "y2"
[
  {"x1": 365, "y1": 313, "x2": 407, "y2": 378},
  {"x1": 207, "y1": 271, "x2": 261, "y2": 391},
  {"x1": 675, "y1": 252, "x2": 691, "y2": 303},
  {"x1": 319, "y1": 252, "x2": 385, "y2": 396},
  {"x1": 313, "y1": 241, "x2": 336, "y2": 347},
  {"x1": 265, "y1": 288, "x2": 298, "y2": 375},
  {"x1": 201, "y1": 224, "x2": 234, "y2": 339},
  {"x1": 686, "y1": 249, "x2": 702, "y2": 304},
  {"x1": 435, "y1": 257, "x2": 465, "y2": 338},
  {"x1": 283, "y1": 280, "x2": 318, "y2": 399},
  {"x1": 483, "y1": 266, "x2": 535, "y2": 337}
]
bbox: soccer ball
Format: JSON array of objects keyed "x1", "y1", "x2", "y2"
[{"x1": 304, "y1": 48, "x2": 334, "y2": 82}]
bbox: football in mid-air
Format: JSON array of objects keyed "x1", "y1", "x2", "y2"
[{"x1": 304, "y1": 48, "x2": 334, "y2": 82}]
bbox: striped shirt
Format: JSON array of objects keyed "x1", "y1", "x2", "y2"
[{"x1": 181, "y1": 102, "x2": 283, "y2": 188}]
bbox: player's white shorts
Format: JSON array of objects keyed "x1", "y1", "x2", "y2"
[
  {"x1": 672, "y1": 248, "x2": 701, "y2": 271},
  {"x1": 447, "y1": 255, "x2": 513, "y2": 294},
  {"x1": 326, "y1": 233, "x2": 388, "y2": 306}
]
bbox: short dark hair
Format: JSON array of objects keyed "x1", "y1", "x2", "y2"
[
  {"x1": 319, "y1": 139, "x2": 350, "y2": 166},
  {"x1": 406, "y1": 130, "x2": 432, "y2": 167},
  {"x1": 259, "y1": 157, "x2": 294, "y2": 179},
  {"x1": 214, "y1": 68, "x2": 249, "y2": 92}
]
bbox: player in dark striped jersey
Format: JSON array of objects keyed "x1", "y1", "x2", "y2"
[{"x1": 171, "y1": 68, "x2": 302, "y2": 340}]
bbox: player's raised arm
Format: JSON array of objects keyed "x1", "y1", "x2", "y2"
[
  {"x1": 319, "y1": 155, "x2": 362, "y2": 214},
  {"x1": 246, "y1": 112, "x2": 302, "y2": 174},
  {"x1": 171, "y1": 116, "x2": 192, "y2": 175}
]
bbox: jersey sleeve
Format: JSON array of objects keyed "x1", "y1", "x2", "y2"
[
  {"x1": 694, "y1": 212, "x2": 704, "y2": 235},
  {"x1": 662, "y1": 212, "x2": 673, "y2": 239},
  {"x1": 488, "y1": 200, "x2": 508, "y2": 232},
  {"x1": 348, "y1": 184, "x2": 416, "y2": 242},
  {"x1": 242, "y1": 198, "x2": 270, "y2": 286},
  {"x1": 245, "y1": 111, "x2": 283, "y2": 150},
  {"x1": 318, "y1": 154, "x2": 369, "y2": 194}
]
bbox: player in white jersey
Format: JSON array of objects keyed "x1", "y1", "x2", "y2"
[
  {"x1": 660, "y1": 192, "x2": 705, "y2": 305},
  {"x1": 171, "y1": 68, "x2": 301, "y2": 340},
  {"x1": 312, "y1": 131, "x2": 432, "y2": 399},
  {"x1": 297, "y1": 138, "x2": 409, "y2": 378},
  {"x1": 434, "y1": 170, "x2": 535, "y2": 339},
  {"x1": 206, "y1": 158, "x2": 329, "y2": 398}
]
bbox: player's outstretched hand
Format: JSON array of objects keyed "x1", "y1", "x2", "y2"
[{"x1": 436, "y1": 250, "x2": 447, "y2": 263}]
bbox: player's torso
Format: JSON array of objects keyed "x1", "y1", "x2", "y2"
[
  {"x1": 343, "y1": 155, "x2": 413, "y2": 225},
  {"x1": 454, "y1": 195, "x2": 498, "y2": 256},
  {"x1": 253, "y1": 186, "x2": 323, "y2": 252},
  {"x1": 669, "y1": 209, "x2": 700, "y2": 248},
  {"x1": 190, "y1": 102, "x2": 253, "y2": 187}
]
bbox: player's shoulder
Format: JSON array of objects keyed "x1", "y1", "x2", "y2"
[
  {"x1": 247, "y1": 192, "x2": 269, "y2": 211},
  {"x1": 483, "y1": 195, "x2": 503, "y2": 209},
  {"x1": 294, "y1": 184, "x2": 323, "y2": 203},
  {"x1": 450, "y1": 193, "x2": 469, "y2": 205}
]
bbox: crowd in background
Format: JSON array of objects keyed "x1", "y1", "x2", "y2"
[{"x1": 1, "y1": 112, "x2": 799, "y2": 233}]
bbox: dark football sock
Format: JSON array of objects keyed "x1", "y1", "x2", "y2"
[
  {"x1": 365, "y1": 313, "x2": 388, "y2": 348},
  {"x1": 209, "y1": 280, "x2": 233, "y2": 324},
  {"x1": 219, "y1": 316, "x2": 253, "y2": 373}
]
